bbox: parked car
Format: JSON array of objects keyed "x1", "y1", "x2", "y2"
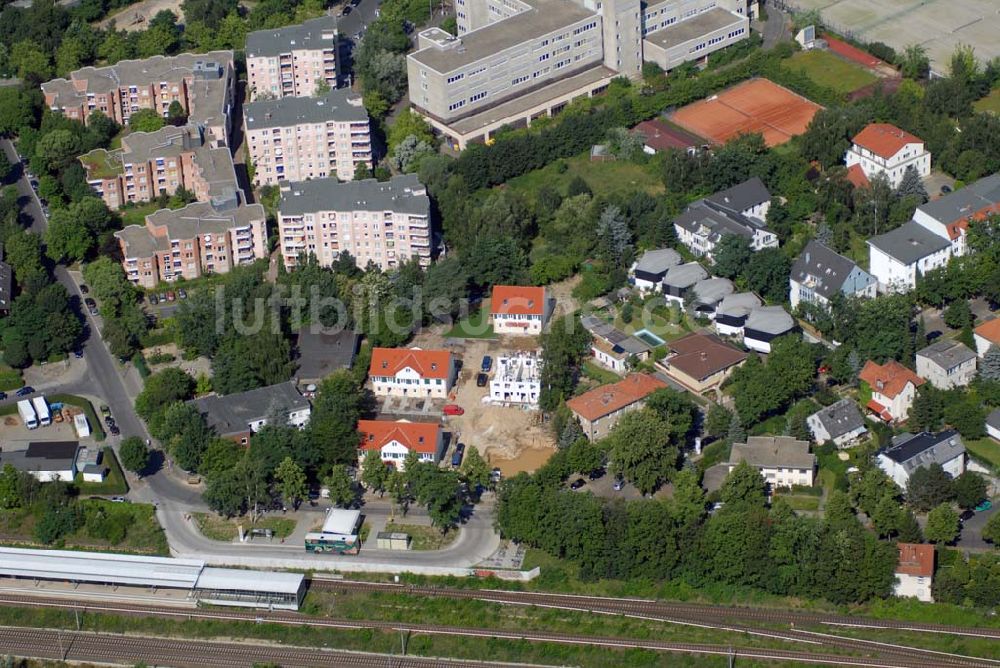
[
  {"x1": 570, "y1": 478, "x2": 586, "y2": 490},
  {"x1": 79, "y1": 284, "x2": 89, "y2": 294},
  {"x1": 976, "y1": 500, "x2": 993, "y2": 512},
  {"x1": 941, "y1": 184, "x2": 953, "y2": 194},
  {"x1": 451, "y1": 443, "x2": 465, "y2": 467},
  {"x1": 159, "y1": 293, "x2": 167, "y2": 302},
  {"x1": 108, "y1": 424, "x2": 120, "y2": 436},
  {"x1": 0, "y1": 392, "x2": 7, "y2": 401},
  {"x1": 613, "y1": 478, "x2": 625, "y2": 491},
  {"x1": 960, "y1": 509, "x2": 975, "y2": 523},
  {"x1": 443, "y1": 404, "x2": 465, "y2": 416},
  {"x1": 166, "y1": 291, "x2": 176, "y2": 301},
  {"x1": 588, "y1": 467, "x2": 605, "y2": 480},
  {"x1": 481, "y1": 355, "x2": 493, "y2": 372},
  {"x1": 341, "y1": 4, "x2": 351, "y2": 14},
  {"x1": 100, "y1": 405, "x2": 111, "y2": 416},
  {"x1": 149, "y1": 293, "x2": 159, "y2": 305},
  {"x1": 110, "y1": 496, "x2": 128, "y2": 503},
  {"x1": 73, "y1": 348, "x2": 83, "y2": 359},
  {"x1": 178, "y1": 288, "x2": 187, "y2": 299},
  {"x1": 15, "y1": 386, "x2": 34, "y2": 397},
  {"x1": 85, "y1": 298, "x2": 98, "y2": 315},
  {"x1": 490, "y1": 467, "x2": 502, "y2": 484},
  {"x1": 29, "y1": 179, "x2": 38, "y2": 190},
  {"x1": 476, "y1": 372, "x2": 488, "y2": 387}
]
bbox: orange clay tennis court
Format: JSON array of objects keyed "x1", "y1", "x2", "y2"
[{"x1": 670, "y1": 78, "x2": 824, "y2": 148}]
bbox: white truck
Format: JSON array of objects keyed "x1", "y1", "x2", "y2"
[
  {"x1": 17, "y1": 400, "x2": 37, "y2": 429},
  {"x1": 73, "y1": 413, "x2": 91, "y2": 438},
  {"x1": 31, "y1": 396, "x2": 51, "y2": 426}
]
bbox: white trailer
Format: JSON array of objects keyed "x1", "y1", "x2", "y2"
[
  {"x1": 17, "y1": 400, "x2": 37, "y2": 429},
  {"x1": 31, "y1": 397, "x2": 51, "y2": 426},
  {"x1": 73, "y1": 413, "x2": 91, "y2": 438}
]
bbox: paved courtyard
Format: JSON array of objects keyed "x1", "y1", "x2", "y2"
[{"x1": 784, "y1": 0, "x2": 1000, "y2": 75}]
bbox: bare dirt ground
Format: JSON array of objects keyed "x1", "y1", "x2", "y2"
[
  {"x1": 100, "y1": 0, "x2": 185, "y2": 31},
  {"x1": 142, "y1": 342, "x2": 212, "y2": 379},
  {"x1": 546, "y1": 274, "x2": 582, "y2": 319},
  {"x1": 409, "y1": 328, "x2": 557, "y2": 476}
]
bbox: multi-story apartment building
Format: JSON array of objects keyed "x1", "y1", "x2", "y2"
[
  {"x1": 912, "y1": 172, "x2": 1000, "y2": 258},
  {"x1": 114, "y1": 197, "x2": 268, "y2": 289},
  {"x1": 673, "y1": 177, "x2": 776, "y2": 259},
  {"x1": 246, "y1": 16, "x2": 340, "y2": 100},
  {"x1": 277, "y1": 174, "x2": 432, "y2": 271},
  {"x1": 368, "y1": 347, "x2": 456, "y2": 398},
  {"x1": 844, "y1": 123, "x2": 930, "y2": 189},
  {"x1": 244, "y1": 89, "x2": 372, "y2": 184},
  {"x1": 411, "y1": 0, "x2": 751, "y2": 148},
  {"x1": 80, "y1": 125, "x2": 238, "y2": 210},
  {"x1": 42, "y1": 52, "x2": 236, "y2": 145},
  {"x1": 567, "y1": 373, "x2": 666, "y2": 440},
  {"x1": 868, "y1": 220, "x2": 952, "y2": 293}
]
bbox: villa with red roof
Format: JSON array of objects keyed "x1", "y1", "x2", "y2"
[
  {"x1": 858, "y1": 359, "x2": 925, "y2": 423},
  {"x1": 490, "y1": 285, "x2": 551, "y2": 335},
  {"x1": 894, "y1": 542, "x2": 935, "y2": 602},
  {"x1": 368, "y1": 347, "x2": 455, "y2": 398},
  {"x1": 357, "y1": 419, "x2": 444, "y2": 469},
  {"x1": 974, "y1": 318, "x2": 1000, "y2": 358},
  {"x1": 845, "y1": 123, "x2": 929, "y2": 188}
]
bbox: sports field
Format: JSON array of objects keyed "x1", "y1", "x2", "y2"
[
  {"x1": 669, "y1": 78, "x2": 823, "y2": 147},
  {"x1": 785, "y1": 50, "x2": 877, "y2": 94}
]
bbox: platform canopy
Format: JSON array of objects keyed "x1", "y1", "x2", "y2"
[
  {"x1": 0, "y1": 547, "x2": 205, "y2": 588},
  {"x1": 196, "y1": 567, "x2": 304, "y2": 595}
]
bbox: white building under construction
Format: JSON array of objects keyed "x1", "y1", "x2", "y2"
[{"x1": 489, "y1": 352, "x2": 543, "y2": 408}]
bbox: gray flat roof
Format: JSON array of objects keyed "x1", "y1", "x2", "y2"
[
  {"x1": 322, "y1": 508, "x2": 361, "y2": 535},
  {"x1": 644, "y1": 7, "x2": 744, "y2": 48},
  {"x1": 279, "y1": 174, "x2": 430, "y2": 217},
  {"x1": 988, "y1": 408, "x2": 1000, "y2": 430},
  {"x1": 196, "y1": 567, "x2": 304, "y2": 594},
  {"x1": 0, "y1": 547, "x2": 204, "y2": 588},
  {"x1": 246, "y1": 16, "x2": 338, "y2": 59},
  {"x1": 294, "y1": 328, "x2": 360, "y2": 382},
  {"x1": 916, "y1": 172, "x2": 1000, "y2": 225},
  {"x1": 716, "y1": 292, "x2": 761, "y2": 318},
  {"x1": 245, "y1": 88, "x2": 367, "y2": 129},
  {"x1": 188, "y1": 381, "x2": 309, "y2": 437},
  {"x1": 867, "y1": 220, "x2": 951, "y2": 264},
  {"x1": 409, "y1": 0, "x2": 596, "y2": 72},
  {"x1": 917, "y1": 339, "x2": 976, "y2": 369},
  {"x1": 744, "y1": 305, "x2": 795, "y2": 335},
  {"x1": 634, "y1": 248, "x2": 681, "y2": 275},
  {"x1": 691, "y1": 277, "x2": 734, "y2": 305},
  {"x1": 663, "y1": 262, "x2": 708, "y2": 289},
  {"x1": 446, "y1": 65, "x2": 616, "y2": 136},
  {"x1": 705, "y1": 177, "x2": 770, "y2": 213}
]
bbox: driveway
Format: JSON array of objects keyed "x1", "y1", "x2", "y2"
[{"x1": 956, "y1": 503, "x2": 999, "y2": 551}]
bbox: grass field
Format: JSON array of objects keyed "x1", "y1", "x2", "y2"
[
  {"x1": 444, "y1": 305, "x2": 494, "y2": 339},
  {"x1": 963, "y1": 437, "x2": 1000, "y2": 471},
  {"x1": 582, "y1": 360, "x2": 621, "y2": 385},
  {"x1": 505, "y1": 152, "x2": 664, "y2": 202},
  {"x1": 974, "y1": 89, "x2": 1000, "y2": 115},
  {"x1": 784, "y1": 50, "x2": 877, "y2": 94},
  {"x1": 382, "y1": 522, "x2": 456, "y2": 550},
  {"x1": 192, "y1": 513, "x2": 296, "y2": 541},
  {"x1": 120, "y1": 200, "x2": 164, "y2": 227},
  {"x1": 76, "y1": 447, "x2": 128, "y2": 496}
]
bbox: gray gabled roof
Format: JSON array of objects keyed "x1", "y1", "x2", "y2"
[
  {"x1": 988, "y1": 408, "x2": 1000, "y2": 431},
  {"x1": 810, "y1": 398, "x2": 866, "y2": 440},
  {"x1": 916, "y1": 173, "x2": 1000, "y2": 226},
  {"x1": 663, "y1": 262, "x2": 708, "y2": 289},
  {"x1": 691, "y1": 277, "x2": 734, "y2": 305},
  {"x1": 704, "y1": 177, "x2": 771, "y2": 214},
  {"x1": 917, "y1": 339, "x2": 976, "y2": 371},
  {"x1": 294, "y1": 328, "x2": 360, "y2": 382},
  {"x1": 673, "y1": 200, "x2": 763, "y2": 244},
  {"x1": 634, "y1": 248, "x2": 681, "y2": 275},
  {"x1": 790, "y1": 240, "x2": 867, "y2": 300},
  {"x1": 867, "y1": 220, "x2": 950, "y2": 265},
  {"x1": 246, "y1": 16, "x2": 338, "y2": 59},
  {"x1": 730, "y1": 436, "x2": 815, "y2": 470},
  {"x1": 716, "y1": 292, "x2": 761, "y2": 319},
  {"x1": 244, "y1": 88, "x2": 367, "y2": 129},
  {"x1": 187, "y1": 381, "x2": 309, "y2": 437},
  {"x1": 883, "y1": 430, "x2": 965, "y2": 472}
]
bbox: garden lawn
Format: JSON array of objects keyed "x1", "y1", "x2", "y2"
[
  {"x1": 192, "y1": 513, "x2": 297, "y2": 541},
  {"x1": 383, "y1": 522, "x2": 456, "y2": 550},
  {"x1": 444, "y1": 305, "x2": 494, "y2": 339},
  {"x1": 582, "y1": 361, "x2": 621, "y2": 385},
  {"x1": 963, "y1": 437, "x2": 1000, "y2": 472},
  {"x1": 120, "y1": 200, "x2": 165, "y2": 227},
  {"x1": 784, "y1": 50, "x2": 877, "y2": 94},
  {"x1": 974, "y1": 89, "x2": 1000, "y2": 115},
  {"x1": 75, "y1": 447, "x2": 128, "y2": 496},
  {"x1": 505, "y1": 153, "x2": 664, "y2": 202}
]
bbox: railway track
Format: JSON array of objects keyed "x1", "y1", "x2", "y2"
[
  {"x1": 0, "y1": 624, "x2": 971, "y2": 668},
  {"x1": 311, "y1": 578, "x2": 1000, "y2": 639},
  {"x1": 0, "y1": 591, "x2": 991, "y2": 668}
]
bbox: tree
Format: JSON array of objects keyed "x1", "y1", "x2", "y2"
[
  {"x1": 387, "y1": 109, "x2": 436, "y2": 151},
  {"x1": 983, "y1": 512, "x2": 1000, "y2": 545},
  {"x1": 36, "y1": 129, "x2": 82, "y2": 171},
  {"x1": 907, "y1": 463, "x2": 955, "y2": 512},
  {"x1": 943, "y1": 299, "x2": 972, "y2": 330},
  {"x1": 390, "y1": 135, "x2": 434, "y2": 173},
  {"x1": 896, "y1": 165, "x2": 928, "y2": 203},
  {"x1": 119, "y1": 437, "x2": 149, "y2": 475},
  {"x1": 566, "y1": 175, "x2": 592, "y2": 198},
  {"x1": 953, "y1": 471, "x2": 988, "y2": 510},
  {"x1": 45, "y1": 208, "x2": 94, "y2": 263},
  {"x1": 160, "y1": 402, "x2": 213, "y2": 471},
  {"x1": 745, "y1": 247, "x2": 793, "y2": 303},
  {"x1": 900, "y1": 44, "x2": 930, "y2": 79},
  {"x1": 706, "y1": 403, "x2": 732, "y2": 437},
  {"x1": 410, "y1": 464, "x2": 462, "y2": 532},
  {"x1": 0, "y1": 465, "x2": 24, "y2": 509},
  {"x1": 324, "y1": 465, "x2": 356, "y2": 508},
  {"x1": 720, "y1": 462, "x2": 766, "y2": 508},
  {"x1": 605, "y1": 126, "x2": 644, "y2": 160},
  {"x1": 982, "y1": 345, "x2": 1000, "y2": 381},
  {"x1": 608, "y1": 409, "x2": 679, "y2": 495},
  {"x1": 360, "y1": 451, "x2": 390, "y2": 497},
  {"x1": 558, "y1": 418, "x2": 584, "y2": 449},
  {"x1": 0, "y1": 153, "x2": 11, "y2": 182},
  {"x1": 925, "y1": 503, "x2": 960, "y2": 544},
  {"x1": 539, "y1": 315, "x2": 591, "y2": 411},
  {"x1": 274, "y1": 457, "x2": 308, "y2": 509},
  {"x1": 712, "y1": 234, "x2": 751, "y2": 279},
  {"x1": 909, "y1": 385, "x2": 944, "y2": 432},
  {"x1": 166, "y1": 100, "x2": 187, "y2": 125},
  {"x1": 460, "y1": 445, "x2": 491, "y2": 491},
  {"x1": 308, "y1": 370, "x2": 366, "y2": 467},
  {"x1": 128, "y1": 109, "x2": 166, "y2": 133},
  {"x1": 0, "y1": 88, "x2": 36, "y2": 136},
  {"x1": 135, "y1": 367, "x2": 195, "y2": 432},
  {"x1": 727, "y1": 409, "x2": 746, "y2": 444},
  {"x1": 181, "y1": 0, "x2": 238, "y2": 29},
  {"x1": 595, "y1": 204, "x2": 633, "y2": 269}
]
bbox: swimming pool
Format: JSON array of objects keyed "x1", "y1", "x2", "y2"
[{"x1": 634, "y1": 329, "x2": 666, "y2": 347}]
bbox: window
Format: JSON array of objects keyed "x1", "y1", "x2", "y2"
[
  {"x1": 538, "y1": 53, "x2": 550, "y2": 62},
  {"x1": 448, "y1": 100, "x2": 466, "y2": 111},
  {"x1": 469, "y1": 91, "x2": 488, "y2": 102},
  {"x1": 447, "y1": 73, "x2": 465, "y2": 84}
]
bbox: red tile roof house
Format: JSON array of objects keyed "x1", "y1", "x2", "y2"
[
  {"x1": 894, "y1": 542, "x2": 935, "y2": 602},
  {"x1": 358, "y1": 419, "x2": 444, "y2": 469},
  {"x1": 490, "y1": 285, "x2": 551, "y2": 335},
  {"x1": 912, "y1": 174, "x2": 1000, "y2": 258},
  {"x1": 858, "y1": 359, "x2": 925, "y2": 423},
  {"x1": 368, "y1": 347, "x2": 455, "y2": 398},
  {"x1": 567, "y1": 373, "x2": 667, "y2": 441},
  {"x1": 844, "y1": 123, "x2": 930, "y2": 189},
  {"x1": 974, "y1": 318, "x2": 1000, "y2": 357}
]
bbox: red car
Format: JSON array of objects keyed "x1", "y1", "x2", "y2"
[{"x1": 443, "y1": 404, "x2": 465, "y2": 416}]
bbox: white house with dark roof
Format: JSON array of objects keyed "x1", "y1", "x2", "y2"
[
  {"x1": 662, "y1": 262, "x2": 709, "y2": 306},
  {"x1": 916, "y1": 340, "x2": 977, "y2": 390},
  {"x1": 629, "y1": 248, "x2": 681, "y2": 293},
  {"x1": 807, "y1": 398, "x2": 867, "y2": 448},
  {"x1": 689, "y1": 277, "x2": 734, "y2": 319},
  {"x1": 877, "y1": 430, "x2": 966, "y2": 489},
  {"x1": 987, "y1": 409, "x2": 1000, "y2": 442},
  {"x1": 673, "y1": 178, "x2": 777, "y2": 259},
  {"x1": 912, "y1": 173, "x2": 1000, "y2": 257},
  {"x1": 742, "y1": 306, "x2": 795, "y2": 354},
  {"x1": 789, "y1": 240, "x2": 876, "y2": 311},
  {"x1": 714, "y1": 292, "x2": 762, "y2": 337},
  {"x1": 728, "y1": 436, "x2": 816, "y2": 487},
  {"x1": 187, "y1": 381, "x2": 311, "y2": 445},
  {"x1": 867, "y1": 220, "x2": 952, "y2": 293},
  {"x1": 581, "y1": 315, "x2": 652, "y2": 374}
]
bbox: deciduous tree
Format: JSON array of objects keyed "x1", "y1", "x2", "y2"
[
  {"x1": 119, "y1": 436, "x2": 149, "y2": 475},
  {"x1": 274, "y1": 457, "x2": 308, "y2": 509},
  {"x1": 925, "y1": 503, "x2": 960, "y2": 544}
]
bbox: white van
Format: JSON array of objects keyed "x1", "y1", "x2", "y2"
[{"x1": 17, "y1": 400, "x2": 37, "y2": 429}]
